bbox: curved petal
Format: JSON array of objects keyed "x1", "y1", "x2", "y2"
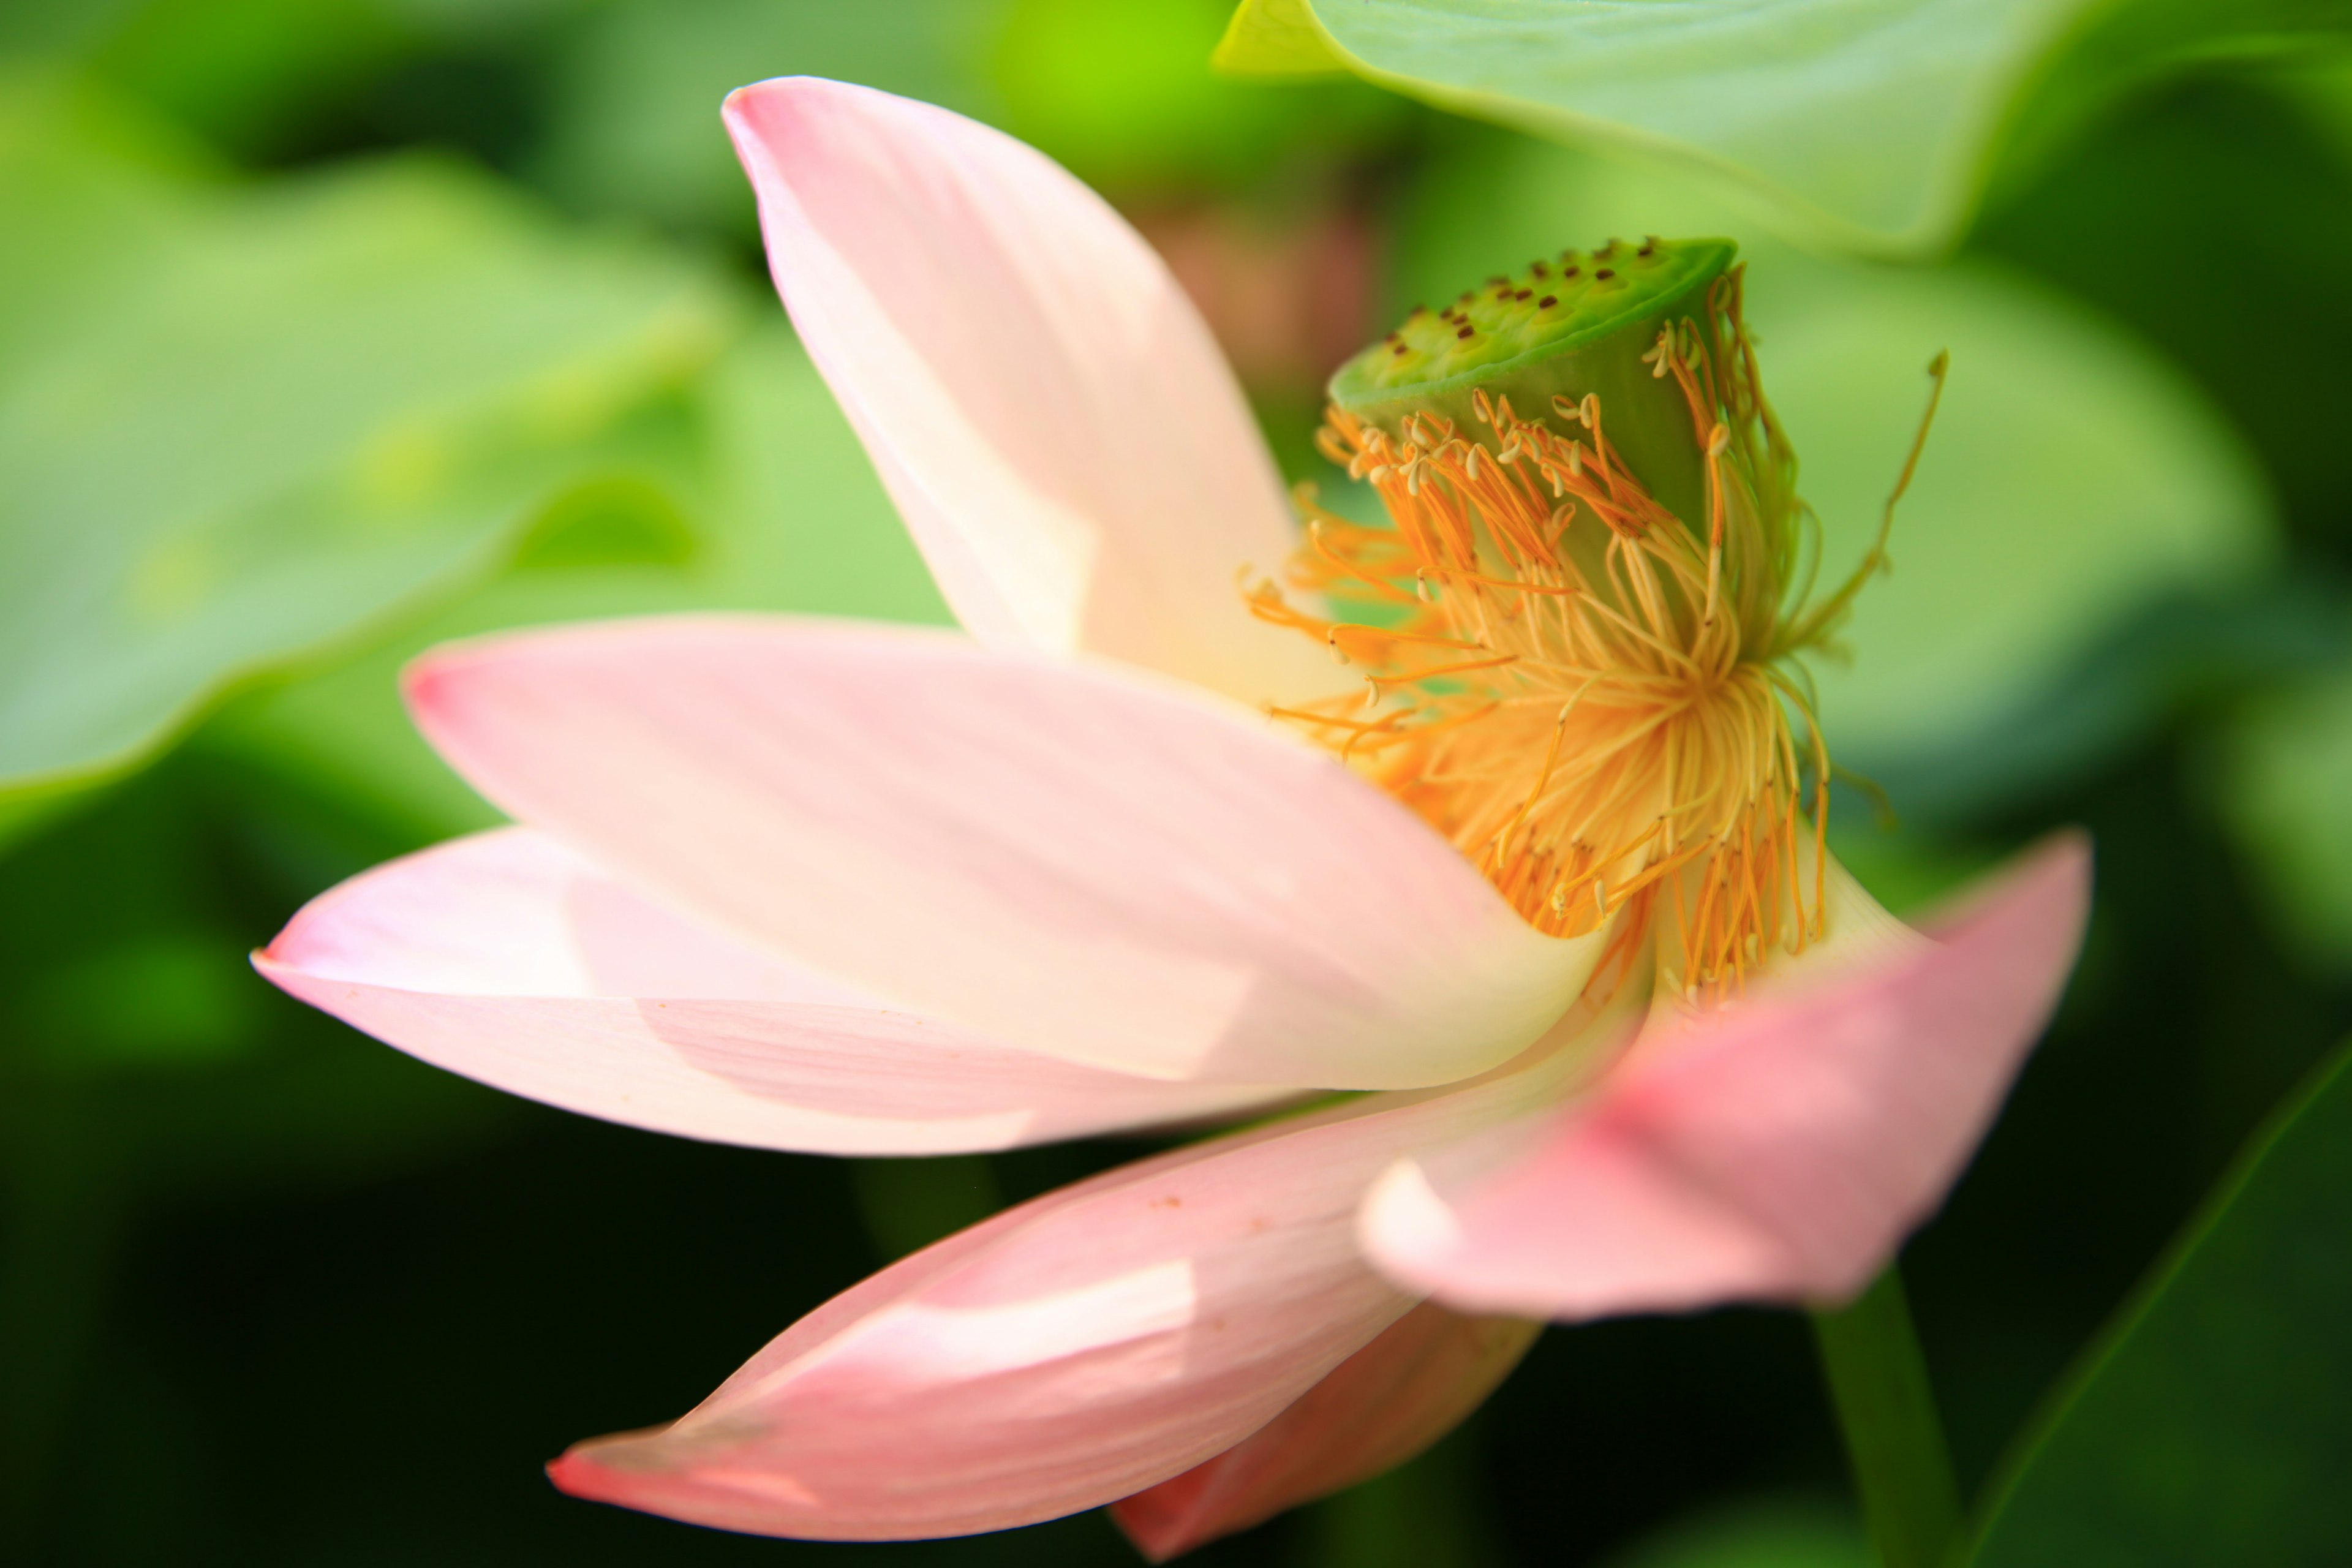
[
  {"x1": 1112, "y1": 1303, "x2": 1539, "y2": 1561},
  {"x1": 405, "y1": 616, "x2": 1607, "y2": 1090},
  {"x1": 1362, "y1": 834, "x2": 2092, "y2": 1317},
  {"x1": 256, "y1": 827, "x2": 1286, "y2": 1155},
  {"x1": 544, "y1": 1011, "x2": 1604, "y2": 1542},
  {"x1": 722, "y1": 75, "x2": 1329, "y2": 706}
]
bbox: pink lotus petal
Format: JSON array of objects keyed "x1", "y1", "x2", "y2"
[
  {"x1": 1112, "y1": 1303, "x2": 1539, "y2": 1561},
  {"x1": 1362, "y1": 834, "x2": 2093, "y2": 1317},
  {"x1": 722, "y1": 75, "x2": 1330, "y2": 706},
  {"x1": 256, "y1": 827, "x2": 1287, "y2": 1155},
  {"x1": 406, "y1": 616, "x2": 1607, "y2": 1090},
  {"x1": 545, "y1": 1016, "x2": 1600, "y2": 1541}
]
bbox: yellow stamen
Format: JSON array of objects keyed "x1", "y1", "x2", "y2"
[{"x1": 1256, "y1": 266, "x2": 1942, "y2": 1003}]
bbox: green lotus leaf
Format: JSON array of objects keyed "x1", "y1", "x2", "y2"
[
  {"x1": 1969, "y1": 1037, "x2": 2352, "y2": 1566},
  {"x1": 533, "y1": 0, "x2": 990, "y2": 230},
  {"x1": 0, "y1": 73, "x2": 741, "y2": 811},
  {"x1": 1219, "y1": 0, "x2": 2351, "y2": 253},
  {"x1": 1602, "y1": 1498, "x2": 1869, "y2": 1568},
  {"x1": 2212, "y1": 643, "x2": 2352, "y2": 974},
  {"x1": 198, "y1": 324, "x2": 949, "y2": 845}
]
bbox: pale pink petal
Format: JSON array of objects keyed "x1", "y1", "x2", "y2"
[
  {"x1": 405, "y1": 616, "x2": 1608, "y2": 1090},
  {"x1": 256, "y1": 827, "x2": 1287, "y2": 1155},
  {"x1": 721, "y1": 75, "x2": 1330, "y2": 706},
  {"x1": 545, "y1": 1015, "x2": 1601, "y2": 1542},
  {"x1": 1362, "y1": 834, "x2": 2092, "y2": 1317},
  {"x1": 1112, "y1": 1303, "x2": 1539, "y2": 1561}
]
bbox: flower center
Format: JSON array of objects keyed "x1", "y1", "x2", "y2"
[{"x1": 1257, "y1": 241, "x2": 1939, "y2": 1001}]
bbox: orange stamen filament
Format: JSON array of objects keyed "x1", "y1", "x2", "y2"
[{"x1": 1254, "y1": 269, "x2": 1936, "y2": 1005}]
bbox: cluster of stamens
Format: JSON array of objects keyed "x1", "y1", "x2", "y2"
[{"x1": 1257, "y1": 269, "x2": 1915, "y2": 1003}]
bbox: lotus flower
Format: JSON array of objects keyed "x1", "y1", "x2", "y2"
[{"x1": 255, "y1": 77, "x2": 2090, "y2": 1558}]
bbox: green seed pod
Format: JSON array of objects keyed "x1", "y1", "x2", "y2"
[{"x1": 1328, "y1": 236, "x2": 1735, "y2": 526}]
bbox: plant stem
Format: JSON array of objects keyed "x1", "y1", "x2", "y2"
[{"x1": 1811, "y1": 1264, "x2": 1964, "y2": 1568}]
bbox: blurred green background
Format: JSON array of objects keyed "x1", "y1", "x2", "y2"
[{"x1": 2, "y1": 0, "x2": 2350, "y2": 1562}]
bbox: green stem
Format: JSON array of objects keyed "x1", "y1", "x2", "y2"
[{"x1": 1811, "y1": 1264, "x2": 1964, "y2": 1568}]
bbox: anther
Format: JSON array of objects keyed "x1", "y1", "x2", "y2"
[
  {"x1": 1457, "y1": 325, "x2": 1474, "y2": 339},
  {"x1": 1537, "y1": 295, "x2": 1557, "y2": 309},
  {"x1": 1596, "y1": 268, "x2": 1616, "y2": 281}
]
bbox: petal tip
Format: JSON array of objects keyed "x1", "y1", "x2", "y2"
[
  {"x1": 545, "y1": 1447, "x2": 614, "y2": 1504},
  {"x1": 1107, "y1": 1498, "x2": 1187, "y2": 1564},
  {"x1": 1943, "y1": 827, "x2": 2093, "y2": 933},
  {"x1": 397, "y1": 646, "x2": 464, "y2": 727},
  {"x1": 546, "y1": 1438, "x2": 663, "y2": 1510},
  {"x1": 719, "y1": 74, "x2": 807, "y2": 131},
  {"x1": 2022, "y1": 824, "x2": 2094, "y2": 898}
]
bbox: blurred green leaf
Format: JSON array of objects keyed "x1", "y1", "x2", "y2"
[
  {"x1": 1387, "y1": 132, "x2": 2275, "y2": 817},
  {"x1": 532, "y1": 0, "x2": 998, "y2": 232},
  {"x1": 0, "y1": 73, "x2": 741, "y2": 809},
  {"x1": 851, "y1": 1154, "x2": 1003, "y2": 1261},
  {"x1": 1219, "y1": 0, "x2": 2103, "y2": 250},
  {"x1": 534, "y1": 0, "x2": 1404, "y2": 233},
  {"x1": 27, "y1": 935, "x2": 261, "y2": 1072},
  {"x1": 1219, "y1": 0, "x2": 2351, "y2": 254},
  {"x1": 1301, "y1": 1424, "x2": 1508, "y2": 1568},
  {"x1": 994, "y1": 0, "x2": 1403, "y2": 193},
  {"x1": 1214, "y1": 0, "x2": 1347, "y2": 77},
  {"x1": 0, "y1": 69, "x2": 219, "y2": 350},
  {"x1": 2213, "y1": 639, "x2": 2352, "y2": 974},
  {"x1": 197, "y1": 323, "x2": 949, "y2": 843},
  {"x1": 1970, "y1": 1037, "x2": 2352, "y2": 1566},
  {"x1": 1601, "y1": 1498, "x2": 1869, "y2": 1568},
  {"x1": 2280, "y1": 51, "x2": 2352, "y2": 163},
  {"x1": 1987, "y1": 0, "x2": 2352, "y2": 213},
  {"x1": 83, "y1": 0, "x2": 418, "y2": 158},
  {"x1": 4, "y1": 0, "x2": 598, "y2": 165},
  {"x1": 1763, "y1": 260, "x2": 2271, "y2": 812},
  {"x1": 0, "y1": 753, "x2": 520, "y2": 1154},
  {"x1": 1977, "y1": 67, "x2": 2352, "y2": 554}
]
